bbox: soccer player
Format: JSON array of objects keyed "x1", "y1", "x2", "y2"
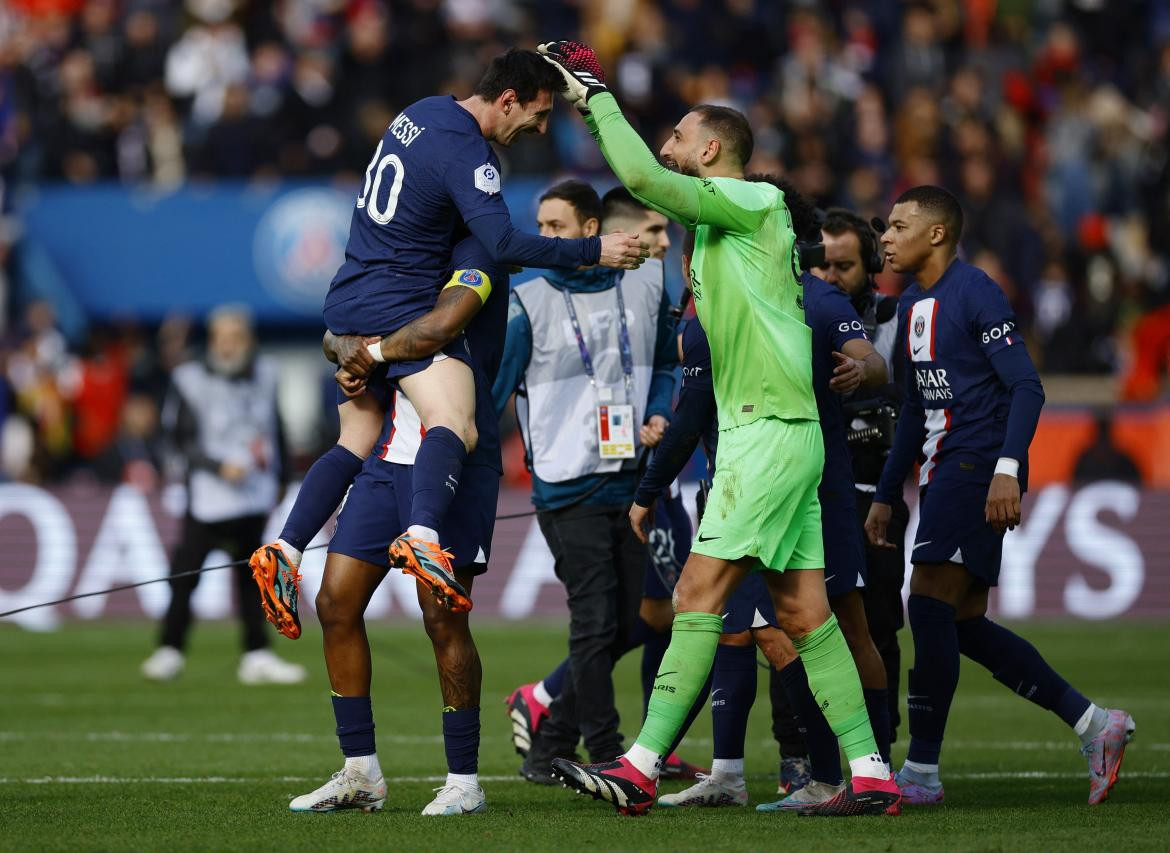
[
  {"x1": 538, "y1": 40, "x2": 900, "y2": 816},
  {"x1": 250, "y1": 49, "x2": 648, "y2": 633},
  {"x1": 864, "y1": 185, "x2": 1135, "y2": 805},
  {"x1": 288, "y1": 237, "x2": 504, "y2": 816}
]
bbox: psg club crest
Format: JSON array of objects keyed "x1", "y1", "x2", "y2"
[
  {"x1": 914, "y1": 315, "x2": 925, "y2": 337},
  {"x1": 253, "y1": 188, "x2": 352, "y2": 314}
]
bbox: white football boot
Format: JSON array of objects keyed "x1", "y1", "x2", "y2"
[
  {"x1": 289, "y1": 767, "x2": 387, "y2": 813},
  {"x1": 421, "y1": 783, "x2": 487, "y2": 816},
  {"x1": 658, "y1": 774, "x2": 748, "y2": 808},
  {"x1": 141, "y1": 646, "x2": 185, "y2": 681},
  {"x1": 756, "y1": 779, "x2": 846, "y2": 812},
  {"x1": 237, "y1": 649, "x2": 307, "y2": 685}
]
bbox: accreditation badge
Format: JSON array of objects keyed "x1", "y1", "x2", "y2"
[{"x1": 597, "y1": 403, "x2": 636, "y2": 459}]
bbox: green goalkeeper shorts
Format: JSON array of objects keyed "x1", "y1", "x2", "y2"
[{"x1": 692, "y1": 416, "x2": 824, "y2": 572}]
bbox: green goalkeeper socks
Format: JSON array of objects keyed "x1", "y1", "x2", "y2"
[
  {"x1": 792, "y1": 614, "x2": 878, "y2": 762},
  {"x1": 634, "y1": 611, "x2": 723, "y2": 756}
]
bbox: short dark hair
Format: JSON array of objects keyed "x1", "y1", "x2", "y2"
[
  {"x1": 601, "y1": 186, "x2": 650, "y2": 226},
  {"x1": 692, "y1": 104, "x2": 753, "y2": 166},
  {"x1": 822, "y1": 207, "x2": 881, "y2": 272},
  {"x1": 539, "y1": 179, "x2": 603, "y2": 224},
  {"x1": 474, "y1": 48, "x2": 566, "y2": 104},
  {"x1": 747, "y1": 174, "x2": 818, "y2": 240},
  {"x1": 894, "y1": 185, "x2": 964, "y2": 245}
]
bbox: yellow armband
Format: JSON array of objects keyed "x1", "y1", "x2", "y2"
[{"x1": 444, "y1": 268, "x2": 492, "y2": 304}]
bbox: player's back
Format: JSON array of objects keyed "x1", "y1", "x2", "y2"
[
  {"x1": 325, "y1": 96, "x2": 503, "y2": 335},
  {"x1": 899, "y1": 259, "x2": 1021, "y2": 483},
  {"x1": 690, "y1": 178, "x2": 817, "y2": 428}
]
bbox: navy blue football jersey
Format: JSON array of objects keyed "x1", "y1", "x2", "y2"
[
  {"x1": 680, "y1": 316, "x2": 718, "y2": 475},
  {"x1": 802, "y1": 272, "x2": 869, "y2": 494},
  {"x1": 896, "y1": 259, "x2": 1024, "y2": 484},
  {"x1": 323, "y1": 96, "x2": 509, "y2": 336}
]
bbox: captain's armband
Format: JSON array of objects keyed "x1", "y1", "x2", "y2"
[{"x1": 444, "y1": 268, "x2": 492, "y2": 304}]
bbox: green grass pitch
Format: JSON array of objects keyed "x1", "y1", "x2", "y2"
[{"x1": 2, "y1": 620, "x2": 1168, "y2": 851}]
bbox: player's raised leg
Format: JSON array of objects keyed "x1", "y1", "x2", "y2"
[
  {"x1": 252, "y1": 391, "x2": 385, "y2": 640},
  {"x1": 389, "y1": 357, "x2": 478, "y2": 612},
  {"x1": 419, "y1": 567, "x2": 487, "y2": 816},
  {"x1": 289, "y1": 551, "x2": 389, "y2": 812}
]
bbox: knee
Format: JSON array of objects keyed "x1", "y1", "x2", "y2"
[
  {"x1": 672, "y1": 574, "x2": 714, "y2": 614},
  {"x1": 453, "y1": 419, "x2": 478, "y2": 454},
  {"x1": 422, "y1": 608, "x2": 467, "y2": 646},
  {"x1": 315, "y1": 586, "x2": 356, "y2": 633}
]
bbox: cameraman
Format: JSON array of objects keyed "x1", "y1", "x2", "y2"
[{"x1": 815, "y1": 209, "x2": 909, "y2": 746}]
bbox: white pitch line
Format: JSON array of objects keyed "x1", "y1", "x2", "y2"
[
  {"x1": 0, "y1": 771, "x2": 1167, "y2": 786},
  {"x1": 1, "y1": 732, "x2": 1167, "y2": 752}
]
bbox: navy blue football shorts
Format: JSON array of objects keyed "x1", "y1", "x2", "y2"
[
  {"x1": 329, "y1": 459, "x2": 499, "y2": 575},
  {"x1": 334, "y1": 337, "x2": 475, "y2": 407},
  {"x1": 642, "y1": 490, "x2": 693, "y2": 599},
  {"x1": 819, "y1": 485, "x2": 868, "y2": 599},
  {"x1": 912, "y1": 473, "x2": 1003, "y2": 586},
  {"x1": 722, "y1": 572, "x2": 779, "y2": 634}
]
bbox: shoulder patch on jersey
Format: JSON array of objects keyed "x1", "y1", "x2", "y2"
[{"x1": 474, "y1": 164, "x2": 501, "y2": 194}]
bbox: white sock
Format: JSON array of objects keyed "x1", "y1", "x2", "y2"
[
  {"x1": 625, "y1": 743, "x2": 662, "y2": 781},
  {"x1": 446, "y1": 772, "x2": 479, "y2": 790},
  {"x1": 276, "y1": 538, "x2": 302, "y2": 568},
  {"x1": 533, "y1": 681, "x2": 554, "y2": 708},
  {"x1": 1074, "y1": 703, "x2": 1108, "y2": 747},
  {"x1": 849, "y1": 753, "x2": 891, "y2": 781},
  {"x1": 902, "y1": 759, "x2": 940, "y2": 786},
  {"x1": 710, "y1": 758, "x2": 744, "y2": 784},
  {"x1": 345, "y1": 753, "x2": 382, "y2": 780},
  {"x1": 407, "y1": 525, "x2": 439, "y2": 543}
]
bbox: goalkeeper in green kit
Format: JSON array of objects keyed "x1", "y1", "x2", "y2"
[{"x1": 538, "y1": 41, "x2": 900, "y2": 817}]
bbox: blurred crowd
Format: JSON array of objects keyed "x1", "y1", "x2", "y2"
[{"x1": 2, "y1": 0, "x2": 1170, "y2": 482}]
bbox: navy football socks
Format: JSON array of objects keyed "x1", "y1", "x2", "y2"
[
  {"x1": 541, "y1": 657, "x2": 570, "y2": 700},
  {"x1": 410, "y1": 426, "x2": 467, "y2": 532},
  {"x1": 905, "y1": 594, "x2": 960, "y2": 766},
  {"x1": 778, "y1": 657, "x2": 843, "y2": 785},
  {"x1": 711, "y1": 644, "x2": 757, "y2": 760},
  {"x1": 864, "y1": 687, "x2": 892, "y2": 765},
  {"x1": 956, "y1": 615, "x2": 1091, "y2": 727},
  {"x1": 442, "y1": 707, "x2": 480, "y2": 774},
  {"x1": 640, "y1": 626, "x2": 670, "y2": 718},
  {"x1": 332, "y1": 695, "x2": 376, "y2": 757},
  {"x1": 280, "y1": 445, "x2": 363, "y2": 552}
]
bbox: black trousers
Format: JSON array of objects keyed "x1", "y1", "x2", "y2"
[
  {"x1": 160, "y1": 513, "x2": 270, "y2": 653},
  {"x1": 533, "y1": 502, "x2": 646, "y2": 762},
  {"x1": 857, "y1": 489, "x2": 909, "y2": 743}
]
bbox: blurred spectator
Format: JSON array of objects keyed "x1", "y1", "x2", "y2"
[
  {"x1": 1072, "y1": 411, "x2": 1142, "y2": 484},
  {"x1": 141, "y1": 304, "x2": 302, "y2": 684}
]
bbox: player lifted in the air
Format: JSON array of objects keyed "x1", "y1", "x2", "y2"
[
  {"x1": 250, "y1": 49, "x2": 648, "y2": 633},
  {"x1": 538, "y1": 40, "x2": 900, "y2": 817},
  {"x1": 865, "y1": 186, "x2": 1134, "y2": 806}
]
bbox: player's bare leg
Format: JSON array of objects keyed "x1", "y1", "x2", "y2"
[
  {"x1": 418, "y1": 568, "x2": 487, "y2": 815},
  {"x1": 252, "y1": 391, "x2": 385, "y2": 639},
  {"x1": 290, "y1": 552, "x2": 389, "y2": 813},
  {"x1": 390, "y1": 358, "x2": 478, "y2": 612}
]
